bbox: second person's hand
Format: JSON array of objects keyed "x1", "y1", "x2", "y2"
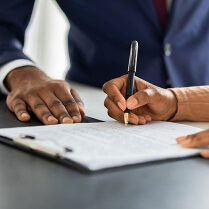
[
  {"x1": 103, "y1": 75, "x2": 177, "y2": 125},
  {"x1": 5, "y1": 66, "x2": 86, "y2": 125},
  {"x1": 177, "y1": 129, "x2": 209, "y2": 159}
]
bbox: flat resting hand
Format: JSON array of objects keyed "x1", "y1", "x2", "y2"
[
  {"x1": 177, "y1": 129, "x2": 209, "y2": 159},
  {"x1": 5, "y1": 66, "x2": 86, "y2": 125},
  {"x1": 103, "y1": 75, "x2": 177, "y2": 125}
]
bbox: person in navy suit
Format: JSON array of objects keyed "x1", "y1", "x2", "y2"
[{"x1": 0, "y1": 0, "x2": 209, "y2": 125}]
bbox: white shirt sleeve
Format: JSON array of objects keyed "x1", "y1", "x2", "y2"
[{"x1": 0, "y1": 59, "x2": 36, "y2": 95}]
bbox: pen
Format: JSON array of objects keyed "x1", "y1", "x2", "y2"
[{"x1": 124, "y1": 40, "x2": 138, "y2": 125}]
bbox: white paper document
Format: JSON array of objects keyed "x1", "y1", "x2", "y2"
[{"x1": 0, "y1": 121, "x2": 204, "y2": 171}]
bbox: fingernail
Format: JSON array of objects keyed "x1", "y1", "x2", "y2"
[
  {"x1": 62, "y1": 117, "x2": 73, "y2": 124},
  {"x1": 21, "y1": 113, "x2": 29, "y2": 119},
  {"x1": 72, "y1": 116, "x2": 81, "y2": 122},
  {"x1": 138, "y1": 118, "x2": 146, "y2": 125},
  {"x1": 118, "y1": 102, "x2": 125, "y2": 111},
  {"x1": 145, "y1": 115, "x2": 152, "y2": 122},
  {"x1": 127, "y1": 98, "x2": 138, "y2": 109},
  {"x1": 128, "y1": 114, "x2": 138, "y2": 124},
  {"x1": 181, "y1": 138, "x2": 192, "y2": 144},
  {"x1": 176, "y1": 136, "x2": 186, "y2": 143},
  {"x1": 47, "y1": 116, "x2": 57, "y2": 122}
]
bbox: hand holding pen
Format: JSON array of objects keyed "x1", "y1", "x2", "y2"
[{"x1": 103, "y1": 42, "x2": 177, "y2": 125}]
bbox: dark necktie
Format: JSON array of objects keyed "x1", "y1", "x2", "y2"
[{"x1": 152, "y1": 0, "x2": 168, "y2": 27}]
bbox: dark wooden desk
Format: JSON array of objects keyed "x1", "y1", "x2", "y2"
[{"x1": 0, "y1": 94, "x2": 209, "y2": 209}]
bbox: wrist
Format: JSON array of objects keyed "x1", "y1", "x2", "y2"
[{"x1": 4, "y1": 66, "x2": 50, "y2": 91}]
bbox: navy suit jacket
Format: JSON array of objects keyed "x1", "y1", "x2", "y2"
[{"x1": 0, "y1": 0, "x2": 209, "y2": 88}]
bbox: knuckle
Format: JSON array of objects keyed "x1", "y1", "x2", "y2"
[
  {"x1": 13, "y1": 102, "x2": 25, "y2": 110},
  {"x1": 38, "y1": 86, "x2": 48, "y2": 94},
  {"x1": 34, "y1": 103, "x2": 45, "y2": 110},
  {"x1": 151, "y1": 88, "x2": 160, "y2": 97},
  {"x1": 6, "y1": 93, "x2": 14, "y2": 103},
  {"x1": 102, "y1": 82, "x2": 108, "y2": 90},
  {"x1": 77, "y1": 100, "x2": 84, "y2": 107},
  {"x1": 63, "y1": 99, "x2": 76, "y2": 107},
  {"x1": 120, "y1": 76, "x2": 127, "y2": 84},
  {"x1": 9, "y1": 88, "x2": 21, "y2": 97},
  {"x1": 121, "y1": 74, "x2": 128, "y2": 79},
  {"x1": 24, "y1": 93, "x2": 35, "y2": 101},
  {"x1": 104, "y1": 98, "x2": 110, "y2": 108},
  {"x1": 49, "y1": 100, "x2": 63, "y2": 109},
  {"x1": 52, "y1": 80, "x2": 70, "y2": 89},
  {"x1": 102, "y1": 83, "x2": 107, "y2": 92},
  {"x1": 102, "y1": 82, "x2": 111, "y2": 93},
  {"x1": 111, "y1": 95, "x2": 119, "y2": 103},
  {"x1": 140, "y1": 91, "x2": 149, "y2": 102},
  {"x1": 6, "y1": 92, "x2": 19, "y2": 105},
  {"x1": 6, "y1": 98, "x2": 11, "y2": 109},
  {"x1": 68, "y1": 111, "x2": 80, "y2": 116},
  {"x1": 143, "y1": 90, "x2": 149, "y2": 97}
]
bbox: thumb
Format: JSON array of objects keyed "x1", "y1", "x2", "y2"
[{"x1": 127, "y1": 89, "x2": 154, "y2": 110}]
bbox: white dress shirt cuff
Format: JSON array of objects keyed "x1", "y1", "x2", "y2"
[{"x1": 0, "y1": 59, "x2": 35, "y2": 95}]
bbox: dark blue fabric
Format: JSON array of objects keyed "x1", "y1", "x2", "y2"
[{"x1": 0, "y1": 0, "x2": 209, "y2": 88}]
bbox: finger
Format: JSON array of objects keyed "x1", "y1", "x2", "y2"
[
  {"x1": 104, "y1": 97, "x2": 124, "y2": 122},
  {"x1": 137, "y1": 115, "x2": 146, "y2": 125},
  {"x1": 71, "y1": 89, "x2": 86, "y2": 118},
  {"x1": 38, "y1": 91, "x2": 73, "y2": 124},
  {"x1": 24, "y1": 95, "x2": 58, "y2": 125},
  {"x1": 200, "y1": 150, "x2": 209, "y2": 159},
  {"x1": 10, "y1": 98, "x2": 30, "y2": 121},
  {"x1": 176, "y1": 136, "x2": 187, "y2": 143},
  {"x1": 54, "y1": 87, "x2": 82, "y2": 123},
  {"x1": 177, "y1": 130, "x2": 209, "y2": 148},
  {"x1": 144, "y1": 114, "x2": 152, "y2": 122},
  {"x1": 127, "y1": 89, "x2": 154, "y2": 110},
  {"x1": 104, "y1": 97, "x2": 139, "y2": 124},
  {"x1": 137, "y1": 114, "x2": 152, "y2": 124},
  {"x1": 103, "y1": 77, "x2": 127, "y2": 111}
]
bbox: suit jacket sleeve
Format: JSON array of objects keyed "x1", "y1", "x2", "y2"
[{"x1": 0, "y1": 0, "x2": 35, "y2": 65}]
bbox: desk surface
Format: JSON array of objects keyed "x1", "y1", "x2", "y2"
[{"x1": 0, "y1": 82, "x2": 209, "y2": 209}]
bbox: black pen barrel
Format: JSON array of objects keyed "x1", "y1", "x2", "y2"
[
  {"x1": 129, "y1": 40, "x2": 138, "y2": 71},
  {"x1": 124, "y1": 41, "x2": 138, "y2": 114},
  {"x1": 125, "y1": 41, "x2": 138, "y2": 100},
  {"x1": 125, "y1": 70, "x2": 135, "y2": 100}
]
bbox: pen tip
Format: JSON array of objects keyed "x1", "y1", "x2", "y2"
[{"x1": 124, "y1": 113, "x2": 129, "y2": 125}]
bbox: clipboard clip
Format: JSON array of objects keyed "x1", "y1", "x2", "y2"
[{"x1": 13, "y1": 134, "x2": 73, "y2": 158}]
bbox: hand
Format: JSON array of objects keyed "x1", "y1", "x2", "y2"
[
  {"x1": 5, "y1": 66, "x2": 85, "y2": 125},
  {"x1": 177, "y1": 129, "x2": 209, "y2": 159},
  {"x1": 103, "y1": 75, "x2": 177, "y2": 125}
]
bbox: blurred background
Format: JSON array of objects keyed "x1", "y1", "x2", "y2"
[{"x1": 24, "y1": 0, "x2": 69, "y2": 79}]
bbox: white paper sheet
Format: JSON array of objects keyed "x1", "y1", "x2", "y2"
[{"x1": 0, "y1": 121, "x2": 204, "y2": 171}]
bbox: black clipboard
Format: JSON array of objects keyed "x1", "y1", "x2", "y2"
[
  {"x1": 0, "y1": 94, "x2": 103, "y2": 172},
  {"x1": 0, "y1": 116, "x2": 103, "y2": 172}
]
